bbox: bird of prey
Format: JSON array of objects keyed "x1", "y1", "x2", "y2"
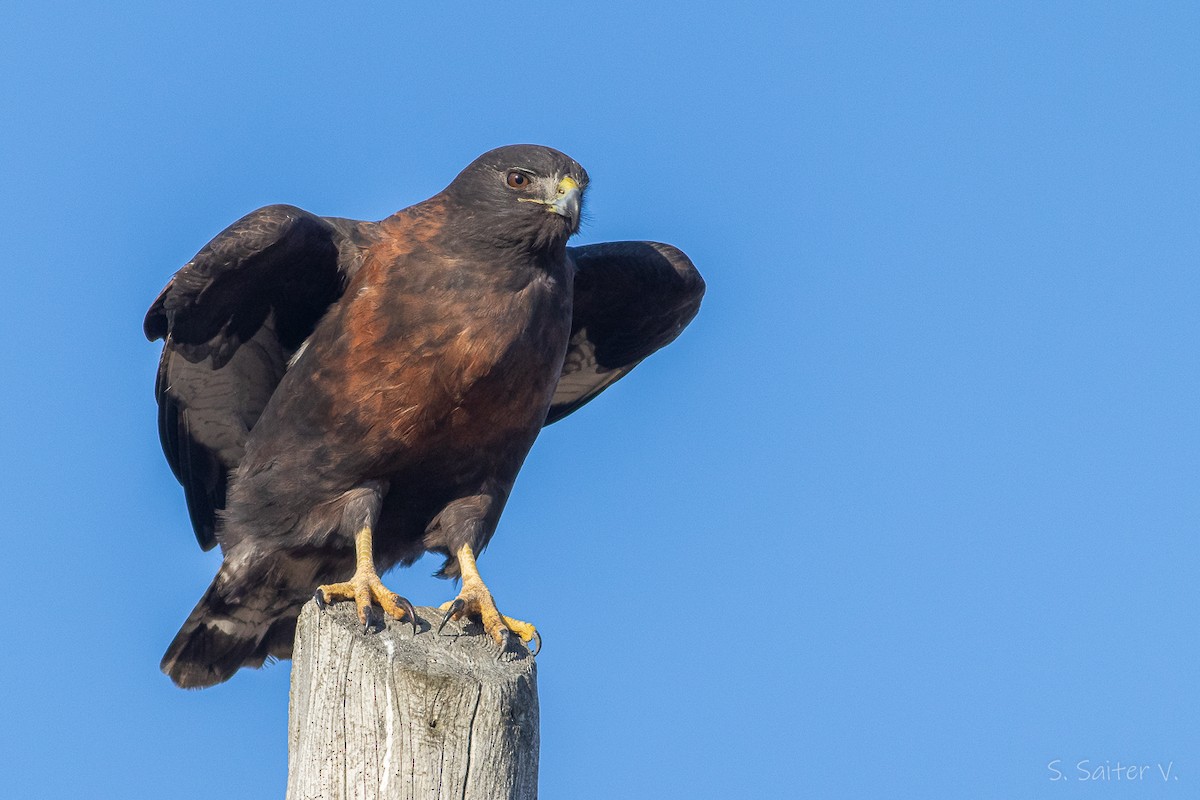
[{"x1": 146, "y1": 144, "x2": 704, "y2": 688}]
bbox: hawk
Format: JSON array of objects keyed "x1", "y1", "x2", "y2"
[{"x1": 146, "y1": 145, "x2": 704, "y2": 688}]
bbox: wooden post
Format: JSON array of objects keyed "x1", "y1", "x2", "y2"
[{"x1": 286, "y1": 601, "x2": 539, "y2": 800}]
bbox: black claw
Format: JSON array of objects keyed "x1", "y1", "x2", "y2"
[
  {"x1": 313, "y1": 589, "x2": 327, "y2": 610},
  {"x1": 529, "y1": 630, "x2": 542, "y2": 657},
  {"x1": 363, "y1": 605, "x2": 384, "y2": 634},
  {"x1": 496, "y1": 627, "x2": 513, "y2": 658},
  {"x1": 438, "y1": 598, "x2": 465, "y2": 634},
  {"x1": 397, "y1": 595, "x2": 418, "y2": 635}
]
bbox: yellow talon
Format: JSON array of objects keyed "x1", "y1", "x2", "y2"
[
  {"x1": 315, "y1": 525, "x2": 416, "y2": 632},
  {"x1": 438, "y1": 543, "x2": 539, "y2": 654},
  {"x1": 501, "y1": 615, "x2": 538, "y2": 646}
]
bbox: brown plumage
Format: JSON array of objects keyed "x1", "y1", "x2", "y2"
[{"x1": 145, "y1": 144, "x2": 704, "y2": 687}]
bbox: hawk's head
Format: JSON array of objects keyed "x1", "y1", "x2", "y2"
[{"x1": 445, "y1": 144, "x2": 589, "y2": 252}]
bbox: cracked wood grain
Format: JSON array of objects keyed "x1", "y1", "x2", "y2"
[{"x1": 286, "y1": 601, "x2": 539, "y2": 800}]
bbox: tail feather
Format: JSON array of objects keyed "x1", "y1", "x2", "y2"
[
  {"x1": 163, "y1": 550, "x2": 348, "y2": 688},
  {"x1": 161, "y1": 557, "x2": 306, "y2": 688},
  {"x1": 161, "y1": 582, "x2": 269, "y2": 688}
]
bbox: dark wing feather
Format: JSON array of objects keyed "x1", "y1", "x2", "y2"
[
  {"x1": 144, "y1": 204, "x2": 360, "y2": 549},
  {"x1": 546, "y1": 241, "x2": 705, "y2": 425}
]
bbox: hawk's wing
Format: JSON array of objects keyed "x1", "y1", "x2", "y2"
[
  {"x1": 547, "y1": 241, "x2": 705, "y2": 425},
  {"x1": 144, "y1": 204, "x2": 361, "y2": 550}
]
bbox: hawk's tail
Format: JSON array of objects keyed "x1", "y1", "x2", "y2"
[{"x1": 160, "y1": 559, "x2": 303, "y2": 689}]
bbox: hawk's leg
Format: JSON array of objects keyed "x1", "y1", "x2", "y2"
[
  {"x1": 439, "y1": 542, "x2": 540, "y2": 654},
  {"x1": 315, "y1": 485, "x2": 416, "y2": 633}
]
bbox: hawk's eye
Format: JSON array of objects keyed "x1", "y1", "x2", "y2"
[{"x1": 506, "y1": 171, "x2": 530, "y2": 189}]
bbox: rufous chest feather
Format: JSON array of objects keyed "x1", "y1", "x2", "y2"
[{"x1": 318, "y1": 257, "x2": 571, "y2": 446}]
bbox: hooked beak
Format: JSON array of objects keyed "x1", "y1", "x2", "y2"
[
  {"x1": 522, "y1": 174, "x2": 583, "y2": 229},
  {"x1": 549, "y1": 176, "x2": 582, "y2": 222}
]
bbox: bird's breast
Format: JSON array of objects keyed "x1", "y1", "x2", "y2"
[{"x1": 319, "y1": 257, "x2": 572, "y2": 464}]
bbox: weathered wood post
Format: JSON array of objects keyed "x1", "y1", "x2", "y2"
[{"x1": 287, "y1": 602, "x2": 539, "y2": 800}]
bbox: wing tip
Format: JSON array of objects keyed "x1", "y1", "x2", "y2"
[{"x1": 144, "y1": 301, "x2": 167, "y2": 341}]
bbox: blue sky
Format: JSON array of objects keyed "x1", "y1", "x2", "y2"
[{"x1": 2, "y1": 2, "x2": 1198, "y2": 798}]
